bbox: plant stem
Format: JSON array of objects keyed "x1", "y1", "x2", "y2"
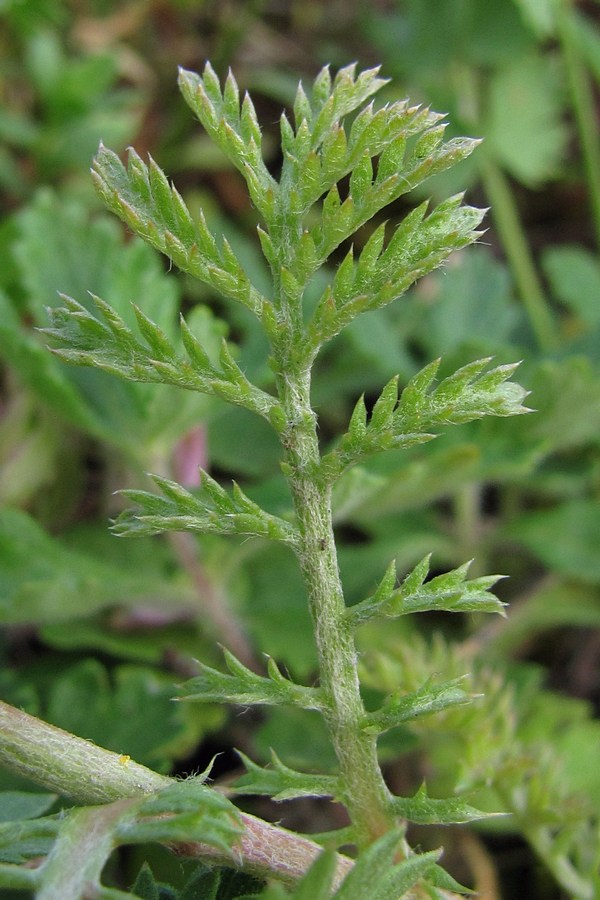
[
  {"x1": 275, "y1": 356, "x2": 395, "y2": 846},
  {"x1": 479, "y1": 156, "x2": 558, "y2": 352},
  {"x1": 0, "y1": 700, "x2": 353, "y2": 888},
  {"x1": 167, "y1": 529, "x2": 259, "y2": 671},
  {"x1": 558, "y1": 0, "x2": 600, "y2": 252}
]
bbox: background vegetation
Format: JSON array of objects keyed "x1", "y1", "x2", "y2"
[{"x1": 1, "y1": 1, "x2": 600, "y2": 897}]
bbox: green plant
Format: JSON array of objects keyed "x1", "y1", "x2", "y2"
[{"x1": 1, "y1": 60, "x2": 591, "y2": 899}]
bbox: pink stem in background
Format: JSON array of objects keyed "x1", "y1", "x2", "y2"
[{"x1": 167, "y1": 425, "x2": 259, "y2": 671}]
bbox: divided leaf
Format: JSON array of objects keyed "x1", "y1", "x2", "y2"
[
  {"x1": 112, "y1": 471, "x2": 298, "y2": 544},
  {"x1": 347, "y1": 556, "x2": 506, "y2": 628},
  {"x1": 178, "y1": 64, "x2": 277, "y2": 220},
  {"x1": 92, "y1": 144, "x2": 269, "y2": 315},
  {"x1": 307, "y1": 195, "x2": 484, "y2": 353},
  {"x1": 118, "y1": 781, "x2": 242, "y2": 852},
  {"x1": 178, "y1": 648, "x2": 324, "y2": 712},
  {"x1": 233, "y1": 750, "x2": 339, "y2": 801},
  {"x1": 361, "y1": 676, "x2": 475, "y2": 736},
  {"x1": 323, "y1": 358, "x2": 530, "y2": 479},
  {"x1": 0, "y1": 783, "x2": 242, "y2": 897},
  {"x1": 43, "y1": 293, "x2": 276, "y2": 421},
  {"x1": 332, "y1": 832, "x2": 449, "y2": 900},
  {"x1": 391, "y1": 784, "x2": 504, "y2": 825}
]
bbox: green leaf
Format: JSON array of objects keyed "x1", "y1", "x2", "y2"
[
  {"x1": 119, "y1": 781, "x2": 242, "y2": 854},
  {"x1": 0, "y1": 508, "x2": 197, "y2": 626},
  {"x1": 333, "y1": 832, "x2": 442, "y2": 900},
  {"x1": 43, "y1": 293, "x2": 275, "y2": 421},
  {"x1": 6, "y1": 189, "x2": 219, "y2": 457},
  {"x1": 542, "y1": 245, "x2": 600, "y2": 328},
  {"x1": 92, "y1": 143, "x2": 269, "y2": 316},
  {"x1": 323, "y1": 358, "x2": 530, "y2": 480},
  {"x1": 308, "y1": 195, "x2": 485, "y2": 350},
  {"x1": 178, "y1": 649, "x2": 324, "y2": 712},
  {"x1": 233, "y1": 751, "x2": 339, "y2": 801},
  {"x1": 0, "y1": 792, "x2": 57, "y2": 823},
  {"x1": 46, "y1": 660, "x2": 203, "y2": 772},
  {"x1": 415, "y1": 246, "x2": 522, "y2": 356},
  {"x1": 113, "y1": 472, "x2": 297, "y2": 544},
  {"x1": 0, "y1": 813, "x2": 59, "y2": 867},
  {"x1": 508, "y1": 499, "x2": 600, "y2": 584},
  {"x1": 287, "y1": 849, "x2": 336, "y2": 900},
  {"x1": 35, "y1": 802, "x2": 136, "y2": 900},
  {"x1": 391, "y1": 784, "x2": 503, "y2": 824},
  {"x1": 0, "y1": 289, "x2": 103, "y2": 439},
  {"x1": 485, "y1": 52, "x2": 568, "y2": 185},
  {"x1": 361, "y1": 677, "x2": 475, "y2": 736},
  {"x1": 347, "y1": 556, "x2": 505, "y2": 627},
  {"x1": 177, "y1": 64, "x2": 276, "y2": 221},
  {"x1": 131, "y1": 863, "x2": 161, "y2": 900}
]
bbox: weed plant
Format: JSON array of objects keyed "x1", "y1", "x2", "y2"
[{"x1": 0, "y1": 60, "x2": 599, "y2": 900}]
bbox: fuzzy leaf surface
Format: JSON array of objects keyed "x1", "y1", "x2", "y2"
[
  {"x1": 178, "y1": 649, "x2": 324, "y2": 712},
  {"x1": 178, "y1": 64, "x2": 277, "y2": 222},
  {"x1": 347, "y1": 555, "x2": 505, "y2": 627},
  {"x1": 323, "y1": 358, "x2": 530, "y2": 480},
  {"x1": 92, "y1": 144, "x2": 269, "y2": 316},
  {"x1": 391, "y1": 784, "x2": 502, "y2": 825},
  {"x1": 0, "y1": 782, "x2": 242, "y2": 898},
  {"x1": 3, "y1": 190, "x2": 220, "y2": 457},
  {"x1": 113, "y1": 472, "x2": 297, "y2": 544},
  {"x1": 361, "y1": 676, "x2": 474, "y2": 736},
  {"x1": 233, "y1": 751, "x2": 339, "y2": 801},
  {"x1": 43, "y1": 293, "x2": 276, "y2": 421},
  {"x1": 332, "y1": 832, "x2": 441, "y2": 900}
]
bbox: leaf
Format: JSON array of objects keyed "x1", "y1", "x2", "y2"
[
  {"x1": 179, "y1": 863, "x2": 264, "y2": 900},
  {"x1": 508, "y1": 499, "x2": 600, "y2": 584},
  {"x1": 542, "y1": 245, "x2": 600, "y2": 328},
  {"x1": 391, "y1": 784, "x2": 504, "y2": 824},
  {"x1": 0, "y1": 792, "x2": 57, "y2": 823},
  {"x1": 287, "y1": 849, "x2": 336, "y2": 900},
  {"x1": 323, "y1": 358, "x2": 530, "y2": 480},
  {"x1": 333, "y1": 832, "x2": 443, "y2": 900},
  {"x1": 178, "y1": 64, "x2": 276, "y2": 221},
  {"x1": 0, "y1": 507, "x2": 197, "y2": 625},
  {"x1": 46, "y1": 660, "x2": 203, "y2": 772},
  {"x1": 347, "y1": 556, "x2": 505, "y2": 627},
  {"x1": 92, "y1": 143, "x2": 268, "y2": 316},
  {"x1": 43, "y1": 293, "x2": 275, "y2": 422},
  {"x1": 233, "y1": 751, "x2": 339, "y2": 801},
  {"x1": 0, "y1": 813, "x2": 59, "y2": 866},
  {"x1": 415, "y1": 246, "x2": 523, "y2": 356},
  {"x1": 485, "y1": 52, "x2": 568, "y2": 185},
  {"x1": 308, "y1": 195, "x2": 485, "y2": 350},
  {"x1": 5, "y1": 189, "x2": 219, "y2": 456},
  {"x1": 131, "y1": 863, "x2": 162, "y2": 900},
  {"x1": 361, "y1": 677, "x2": 475, "y2": 736},
  {"x1": 35, "y1": 801, "x2": 136, "y2": 900},
  {"x1": 119, "y1": 781, "x2": 242, "y2": 853},
  {"x1": 113, "y1": 471, "x2": 297, "y2": 544},
  {"x1": 178, "y1": 648, "x2": 324, "y2": 712}
]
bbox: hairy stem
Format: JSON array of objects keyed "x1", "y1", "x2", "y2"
[
  {"x1": 0, "y1": 700, "x2": 353, "y2": 888},
  {"x1": 275, "y1": 349, "x2": 395, "y2": 846}
]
